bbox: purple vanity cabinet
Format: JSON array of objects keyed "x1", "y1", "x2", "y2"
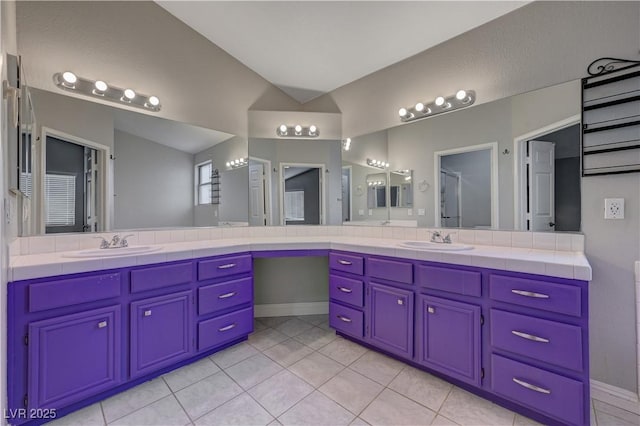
[
  {"x1": 28, "y1": 305, "x2": 121, "y2": 412},
  {"x1": 368, "y1": 282, "x2": 414, "y2": 358},
  {"x1": 130, "y1": 291, "x2": 193, "y2": 378},
  {"x1": 418, "y1": 295, "x2": 481, "y2": 385}
]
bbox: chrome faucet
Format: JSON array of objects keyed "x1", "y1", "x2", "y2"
[
  {"x1": 95, "y1": 234, "x2": 134, "y2": 249},
  {"x1": 429, "y1": 231, "x2": 454, "y2": 244},
  {"x1": 109, "y1": 234, "x2": 121, "y2": 247}
]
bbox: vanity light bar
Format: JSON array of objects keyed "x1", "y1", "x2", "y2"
[
  {"x1": 226, "y1": 158, "x2": 248, "y2": 169},
  {"x1": 53, "y1": 71, "x2": 161, "y2": 112},
  {"x1": 367, "y1": 158, "x2": 389, "y2": 169},
  {"x1": 276, "y1": 124, "x2": 319, "y2": 138},
  {"x1": 367, "y1": 181, "x2": 385, "y2": 187},
  {"x1": 398, "y1": 89, "x2": 475, "y2": 123}
]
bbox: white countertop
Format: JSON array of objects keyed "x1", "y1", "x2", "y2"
[{"x1": 9, "y1": 236, "x2": 592, "y2": 282}]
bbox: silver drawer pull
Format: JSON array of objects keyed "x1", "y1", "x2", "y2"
[
  {"x1": 218, "y1": 292, "x2": 237, "y2": 299},
  {"x1": 338, "y1": 260, "x2": 353, "y2": 265},
  {"x1": 217, "y1": 263, "x2": 237, "y2": 269},
  {"x1": 337, "y1": 315, "x2": 352, "y2": 323},
  {"x1": 144, "y1": 310, "x2": 152, "y2": 317},
  {"x1": 512, "y1": 330, "x2": 550, "y2": 343},
  {"x1": 511, "y1": 289, "x2": 550, "y2": 299},
  {"x1": 98, "y1": 321, "x2": 107, "y2": 328},
  {"x1": 512, "y1": 377, "x2": 551, "y2": 394},
  {"x1": 218, "y1": 323, "x2": 237, "y2": 332},
  {"x1": 337, "y1": 286, "x2": 353, "y2": 293}
]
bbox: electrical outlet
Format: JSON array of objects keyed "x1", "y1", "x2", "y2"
[
  {"x1": 407, "y1": 209, "x2": 413, "y2": 216},
  {"x1": 604, "y1": 198, "x2": 624, "y2": 219},
  {"x1": 358, "y1": 209, "x2": 364, "y2": 216},
  {"x1": 418, "y1": 209, "x2": 426, "y2": 216}
]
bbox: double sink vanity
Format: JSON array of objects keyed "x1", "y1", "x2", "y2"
[{"x1": 7, "y1": 227, "x2": 591, "y2": 426}]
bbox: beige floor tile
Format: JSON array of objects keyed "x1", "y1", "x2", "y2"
[
  {"x1": 275, "y1": 318, "x2": 315, "y2": 337},
  {"x1": 110, "y1": 395, "x2": 189, "y2": 426},
  {"x1": 387, "y1": 365, "x2": 452, "y2": 412},
  {"x1": 360, "y1": 389, "x2": 436, "y2": 425},
  {"x1": 293, "y1": 326, "x2": 337, "y2": 350},
  {"x1": 263, "y1": 339, "x2": 314, "y2": 367},
  {"x1": 225, "y1": 354, "x2": 283, "y2": 390},
  {"x1": 248, "y1": 328, "x2": 289, "y2": 351},
  {"x1": 248, "y1": 370, "x2": 314, "y2": 417},
  {"x1": 349, "y1": 351, "x2": 405, "y2": 386},
  {"x1": 101, "y1": 378, "x2": 170, "y2": 423},
  {"x1": 319, "y1": 337, "x2": 368, "y2": 366},
  {"x1": 194, "y1": 393, "x2": 274, "y2": 426},
  {"x1": 439, "y1": 388, "x2": 515, "y2": 426},
  {"x1": 594, "y1": 400, "x2": 640, "y2": 424},
  {"x1": 163, "y1": 358, "x2": 221, "y2": 392},
  {"x1": 430, "y1": 415, "x2": 459, "y2": 425},
  {"x1": 210, "y1": 342, "x2": 259, "y2": 369},
  {"x1": 279, "y1": 391, "x2": 355, "y2": 426},
  {"x1": 288, "y1": 351, "x2": 345, "y2": 387},
  {"x1": 319, "y1": 368, "x2": 384, "y2": 415},
  {"x1": 46, "y1": 403, "x2": 104, "y2": 426},
  {"x1": 174, "y1": 371, "x2": 243, "y2": 419}
]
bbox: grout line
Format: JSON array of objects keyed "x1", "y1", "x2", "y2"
[
  {"x1": 99, "y1": 400, "x2": 107, "y2": 426},
  {"x1": 168, "y1": 393, "x2": 194, "y2": 425}
]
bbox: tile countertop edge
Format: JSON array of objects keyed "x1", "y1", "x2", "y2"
[{"x1": 8, "y1": 237, "x2": 592, "y2": 282}]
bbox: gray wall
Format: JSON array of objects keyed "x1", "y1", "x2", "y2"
[
  {"x1": 194, "y1": 136, "x2": 249, "y2": 227},
  {"x1": 254, "y1": 257, "x2": 329, "y2": 305},
  {"x1": 16, "y1": 1, "x2": 300, "y2": 137},
  {"x1": 114, "y1": 130, "x2": 194, "y2": 229},
  {"x1": 441, "y1": 149, "x2": 492, "y2": 228},
  {"x1": 555, "y1": 157, "x2": 581, "y2": 232}
]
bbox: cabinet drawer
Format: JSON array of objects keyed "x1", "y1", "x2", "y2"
[
  {"x1": 198, "y1": 255, "x2": 252, "y2": 281},
  {"x1": 329, "y1": 302, "x2": 364, "y2": 338},
  {"x1": 29, "y1": 273, "x2": 121, "y2": 312},
  {"x1": 329, "y1": 253, "x2": 364, "y2": 276},
  {"x1": 369, "y1": 258, "x2": 413, "y2": 284},
  {"x1": 199, "y1": 277, "x2": 253, "y2": 316},
  {"x1": 489, "y1": 274, "x2": 581, "y2": 317},
  {"x1": 130, "y1": 262, "x2": 192, "y2": 294},
  {"x1": 198, "y1": 307, "x2": 253, "y2": 351},
  {"x1": 490, "y1": 309, "x2": 583, "y2": 372},
  {"x1": 417, "y1": 265, "x2": 481, "y2": 297},
  {"x1": 329, "y1": 275, "x2": 364, "y2": 307},
  {"x1": 491, "y1": 354, "x2": 584, "y2": 425}
]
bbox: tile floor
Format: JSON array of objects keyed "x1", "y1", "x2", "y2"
[{"x1": 47, "y1": 315, "x2": 639, "y2": 426}]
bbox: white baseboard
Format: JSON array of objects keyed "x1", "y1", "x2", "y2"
[
  {"x1": 591, "y1": 379, "x2": 640, "y2": 415},
  {"x1": 254, "y1": 302, "x2": 328, "y2": 317}
]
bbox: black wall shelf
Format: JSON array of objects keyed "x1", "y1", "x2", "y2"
[{"x1": 582, "y1": 58, "x2": 640, "y2": 177}]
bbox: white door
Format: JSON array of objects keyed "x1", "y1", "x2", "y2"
[
  {"x1": 441, "y1": 170, "x2": 461, "y2": 227},
  {"x1": 84, "y1": 147, "x2": 98, "y2": 232},
  {"x1": 528, "y1": 140, "x2": 555, "y2": 231},
  {"x1": 249, "y1": 163, "x2": 266, "y2": 226}
]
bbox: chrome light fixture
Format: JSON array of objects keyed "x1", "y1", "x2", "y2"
[
  {"x1": 367, "y1": 158, "x2": 389, "y2": 169},
  {"x1": 53, "y1": 71, "x2": 161, "y2": 111},
  {"x1": 342, "y1": 138, "x2": 352, "y2": 151},
  {"x1": 398, "y1": 89, "x2": 475, "y2": 123},
  {"x1": 226, "y1": 158, "x2": 248, "y2": 169},
  {"x1": 276, "y1": 124, "x2": 319, "y2": 138}
]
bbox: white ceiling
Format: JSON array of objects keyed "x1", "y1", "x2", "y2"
[
  {"x1": 113, "y1": 109, "x2": 234, "y2": 154},
  {"x1": 157, "y1": 1, "x2": 528, "y2": 103}
]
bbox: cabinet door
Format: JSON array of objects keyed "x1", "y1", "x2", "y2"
[
  {"x1": 130, "y1": 291, "x2": 192, "y2": 377},
  {"x1": 28, "y1": 305, "x2": 121, "y2": 410},
  {"x1": 418, "y1": 295, "x2": 481, "y2": 385},
  {"x1": 368, "y1": 282, "x2": 414, "y2": 358}
]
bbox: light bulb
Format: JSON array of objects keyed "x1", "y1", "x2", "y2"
[
  {"x1": 398, "y1": 107, "x2": 408, "y2": 117},
  {"x1": 94, "y1": 80, "x2": 108, "y2": 92},
  {"x1": 309, "y1": 125, "x2": 317, "y2": 134},
  {"x1": 148, "y1": 95, "x2": 160, "y2": 106},
  {"x1": 294, "y1": 125, "x2": 302, "y2": 133},
  {"x1": 226, "y1": 162, "x2": 231, "y2": 167},
  {"x1": 62, "y1": 71, "x2": 77, "y2": 85},
  {"x1": 123, "y1": 89, "x2": 136, "y2": 100},
  {"x1": 415, "y1": 102, "x2": 425, "y2": 112},
  {"x1": 435, "y1": 96, "x2": 445, "y2": 106},
  {"x1": 279, "y1": 124, "x2": 287, "y2": 134},
  {"x1": 456, "y1": 90, "x2": 467, "y2": 100}
]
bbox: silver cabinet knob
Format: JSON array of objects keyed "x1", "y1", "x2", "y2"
[
  {"x1": 98, "y1": 321, "x2": 107, "y2": 328},
  {"x1": 397, "y1": 299, "x2": 404, "y2": 305},
  {"x1": 144, "y1": 310, "x2": 152, "y2": 317},
  {"x1": 427, "y1": 307, "x2": 435, "y2": 314}
]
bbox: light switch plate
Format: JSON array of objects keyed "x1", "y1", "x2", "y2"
[{"x1": 418, "y1": 209, "x2": 426, "y2": 216}]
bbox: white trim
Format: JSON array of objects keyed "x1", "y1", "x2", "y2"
[
  {"x1": 342, "y1": 165, "x2": 353, "y2": 222},
  {"x1": 512, "y1": 114, "x2": 581, "y2": 230},
  {"x1": 434, "y1": 142, "x2": 499, "y2": 228},
  {"x1": 250, "y1": 157, "x2": 273, "y2": 226},
  {"x1": 254, "y1": 302, "x2": 328, "y2": 317},
  {"x1": 194, "y1": 159, "x2": 213, "y2": 206},
  {"x1": 279, "y1": 162, "x2": 326, "y2": 226},
  {"x1": 591, "y1": 380, "x2": 640, "y2": 415},
  {"x1": 40, "y1": 127, "x2": 111, "y2": 233}
]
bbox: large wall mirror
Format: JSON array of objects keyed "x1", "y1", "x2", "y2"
[
  {"x1": 347, "y1": 79, "x2": 581, "y2": 232},
  {"x1": 19, "y1": 88, "x2": 249, "y2": 236}
]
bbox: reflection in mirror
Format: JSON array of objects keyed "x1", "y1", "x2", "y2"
[
  {"x1": 435, "y1": 144, "x2": 497, "y2": 229},
  {"x1": 248, "y1": 138, "x2": 342, "y2": 226},
  {"x1": 23, "y1": 88, "x2": 249, "y2": 235},
  {"x1": 390, "y1": 170, "x2": 413, "y2": 208},
  {"x1": 366, "y1": 172, "x2": 387, "y2": 209}
]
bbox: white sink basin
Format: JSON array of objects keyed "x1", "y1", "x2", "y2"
[
  {"x1": 62, "y1": 246, "x2": 161, "y2": 258},
  {"x1": 398, "y1": 241, "x2": 473, "y2": 251}
]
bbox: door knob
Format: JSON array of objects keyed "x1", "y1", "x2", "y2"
[{"x1": 548, "y1": 222, "x2": 555, "y2": 227}]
